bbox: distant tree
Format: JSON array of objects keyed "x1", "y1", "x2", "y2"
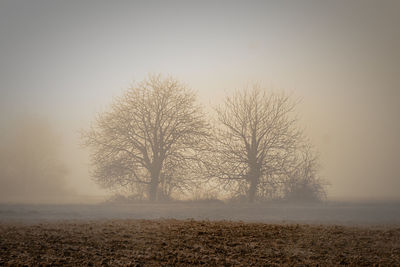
[
  {"x1": 82, "y1": 75, "x2": 209, "y2": 201},
  {"x1": 282, "y1": 145, "x2": 327, "y2": 202},
  {"x1": 0, "y1": 118, "x2": 69, "y2": 202},
  {"x1": 208, "y1": 85, "x2": 324, "y2": 202}
]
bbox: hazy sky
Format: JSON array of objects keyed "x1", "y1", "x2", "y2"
[{"x1": 1, "y1": 0, "x2": 399, "y2": 201}]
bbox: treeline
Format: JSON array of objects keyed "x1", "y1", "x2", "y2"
[{"x1": 82, "y1": 74, "x2": 327, "y2": 203}]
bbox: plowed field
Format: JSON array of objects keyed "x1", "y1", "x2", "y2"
[{"x1": 1, "y1": 220, "x2": 399, "y2": 266}]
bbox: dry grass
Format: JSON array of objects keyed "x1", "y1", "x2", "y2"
[{"x1": 1, "y1": 219, "x2": 399, "y2": 266}]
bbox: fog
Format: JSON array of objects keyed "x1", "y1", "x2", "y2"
[
  {"x1": 1, "y1": 0, "x2": 399, "y2": 208},
  {"x1": 1, "y1": 202, "x2": 400, "y2": 226}
]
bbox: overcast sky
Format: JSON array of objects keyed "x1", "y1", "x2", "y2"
[{"x1": 1, "y1": 0, "x2": 399, "y2": 201}]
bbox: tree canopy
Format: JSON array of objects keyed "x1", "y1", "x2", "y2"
[
  {"x1": 84, "y1": 78, "x2": 326, "y2": 203},
  {"x1": 83, "y1": 75, "x2": 209, "y2": 201},
  {"x1": 207, "y1": 86, "x2": 323, "y2": 202}
]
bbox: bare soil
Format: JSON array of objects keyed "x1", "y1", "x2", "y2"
[{"x1": 1, "y1": 219, "x2": 399, "y2": 266}]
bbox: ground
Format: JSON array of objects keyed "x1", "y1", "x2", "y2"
[{"x1": 1, "y1": 219, "x2": 399, "y2": 266}]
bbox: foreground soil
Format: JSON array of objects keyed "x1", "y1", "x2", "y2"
[{"x1": 1, "y1": 220, "x2": 399, "y2": 266}]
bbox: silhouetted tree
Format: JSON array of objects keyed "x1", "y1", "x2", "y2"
[
  {"x1": 83, "y1": 75, "x2": 209, "y2": 201},
  {"x1": 209, "y1": 85, "x2": 320, "y2": 202}
]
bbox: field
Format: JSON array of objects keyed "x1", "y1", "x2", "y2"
[
  {"x1": 1, "y1": 201, "x2": 400, "y2": 224},
  {"x1": 1, "y1": 219, "x2": 400, "y2": 266},
  {"x1": 1, "y1": 202, "x2": 400, "y2": 266}
]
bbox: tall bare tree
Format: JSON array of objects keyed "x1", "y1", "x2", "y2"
[
  {"x1": 210, "y1": 85, "x2": 306, "y2": 202},
  {"x1": 83, "y1": 75, "x2": 209, "y2": 201}
]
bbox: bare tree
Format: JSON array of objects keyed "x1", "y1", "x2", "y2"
[
  {"x1": 282, "y1": 145, "x2": 327, "y2": 202},
  {"x1": 209, "y1": 85, "x2": 307, "y2": 202},
  {"x1": 82, "y1": 74, "x2": 209, "y2": 201}
]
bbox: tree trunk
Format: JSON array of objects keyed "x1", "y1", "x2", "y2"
[
  {"x1": 247, "y1": 163, "x2": 260, "y2": 203},
  {"x1": 247, "y1": 177, "x2": 258, "y2": 203},
  {"x1": 148, "y1": 169, "x2": 160, "y2": 201}
]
